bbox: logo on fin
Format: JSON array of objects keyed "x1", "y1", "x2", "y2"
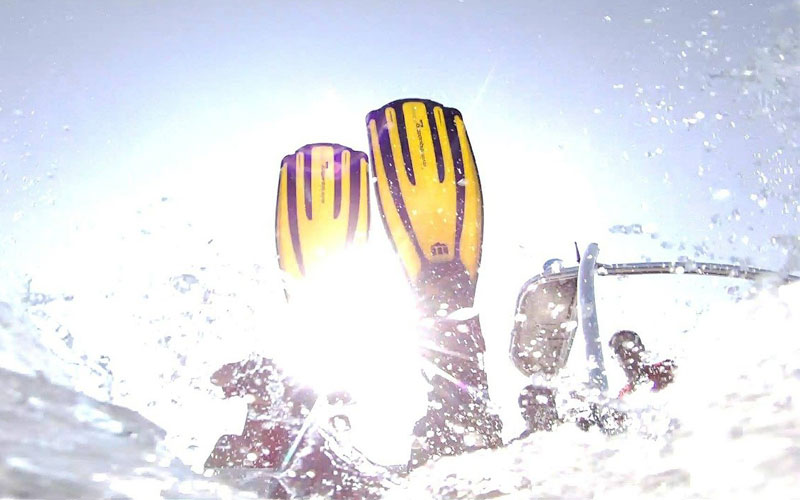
[
  {"x1": 415, "y1": 118, "x2": 427, "y2": 168},
  {"x1": 431, "y1": 242, "x2": 449, "y2": 256},
  {"x1": 320, "y1": 161, "x2": 328, "y2": 204}
]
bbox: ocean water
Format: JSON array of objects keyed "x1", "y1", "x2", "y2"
[{"x1": 1, "y1": 277, "x2": 797, "y2": 499}]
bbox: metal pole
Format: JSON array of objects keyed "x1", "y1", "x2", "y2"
[
  {"x1": 577, "y1": 243, "x2": 608, "y2": 393},
  {"x1": 279, "y1": 397, "x2": 321, "y2": 472}
]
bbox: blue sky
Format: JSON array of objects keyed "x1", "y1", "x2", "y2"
[{"x1": 2, "y1": 0, "x2": 796, "y2": 277}]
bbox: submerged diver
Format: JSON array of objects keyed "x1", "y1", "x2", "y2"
[
  {"x1": 514, "y1": 330, "x2": 678, "y2": 438},
  {"x1": 204, "y1": 357, "x2": 315, "y2": 471},
  {"x1": 205, "y1": 356, "x2": 385, "y2": 499},
  {"x1": 208, "y1": 98, "x2": 506, "y2": 493},
  {"x1": 516, "y1": 385, "x2": 561, "y2": 439},
  {"x1": 609, "y1": 330, "x2": 676, "y2": 398},
  {"x1": 366, "y1": 99, "x2": 504, "y2": 468}
]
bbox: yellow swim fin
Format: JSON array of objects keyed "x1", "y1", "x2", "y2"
[
  {"x1": 367, "y1": 99, "x2": 501, "y2": 467},
  {"x1": 275, "y1": 143, "x2": 370, "y2": 288},
  {"x1": 366, "y1": 99, "x2": 483, "y2": 312}
]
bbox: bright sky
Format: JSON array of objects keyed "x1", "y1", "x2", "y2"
[{"x1": 1, "y1": 0, "x2": 799, "y2": 464}]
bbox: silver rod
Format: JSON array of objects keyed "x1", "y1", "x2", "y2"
[
  {"x1": 279, "y1": 396, "x2": 320, "y2": 472},
  {"x1": 577, "y1": 243, "x2": 608, "y2": 393},
  {"x1": 595, "y1": 261, "x2": 794, "y2": 280},
  {"x1": 519, "y1": 261, "x2": 796, "y2": 293}
]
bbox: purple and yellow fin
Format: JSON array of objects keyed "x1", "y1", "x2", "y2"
[
  {"x1": 366, "y1": 99, "x2": 483, "y2": 310},
  {"x1": 275, "y1": 143, "x2": 370, "y2": 284}
]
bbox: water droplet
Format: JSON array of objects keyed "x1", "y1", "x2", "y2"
[{"x1": 712, "y1": 188, "x2": 731, "y2": 201}]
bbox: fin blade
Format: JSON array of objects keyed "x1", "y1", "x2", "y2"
[
  {"x1": 367, "y1": 99, "x2": 483, "y2": 291},
  {"x1": 276, "y1": 143, "x2": 369, "y2": 282}
]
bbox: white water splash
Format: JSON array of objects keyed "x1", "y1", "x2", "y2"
[{"x1": 388, "y1": 281, "x2": 800, "y2": 499}]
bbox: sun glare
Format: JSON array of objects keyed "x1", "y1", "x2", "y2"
[{"x1": 272, "y1": 246, "x2": 429, "y2": 465}]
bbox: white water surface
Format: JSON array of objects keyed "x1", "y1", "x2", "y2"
[{"x1": 2, "y1": 279, "x2": 798, "y2": 498}]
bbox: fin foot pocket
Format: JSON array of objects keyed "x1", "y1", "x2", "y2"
[{"x1": 411, "y1": 315, "x2": 502, "y2": 469}]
